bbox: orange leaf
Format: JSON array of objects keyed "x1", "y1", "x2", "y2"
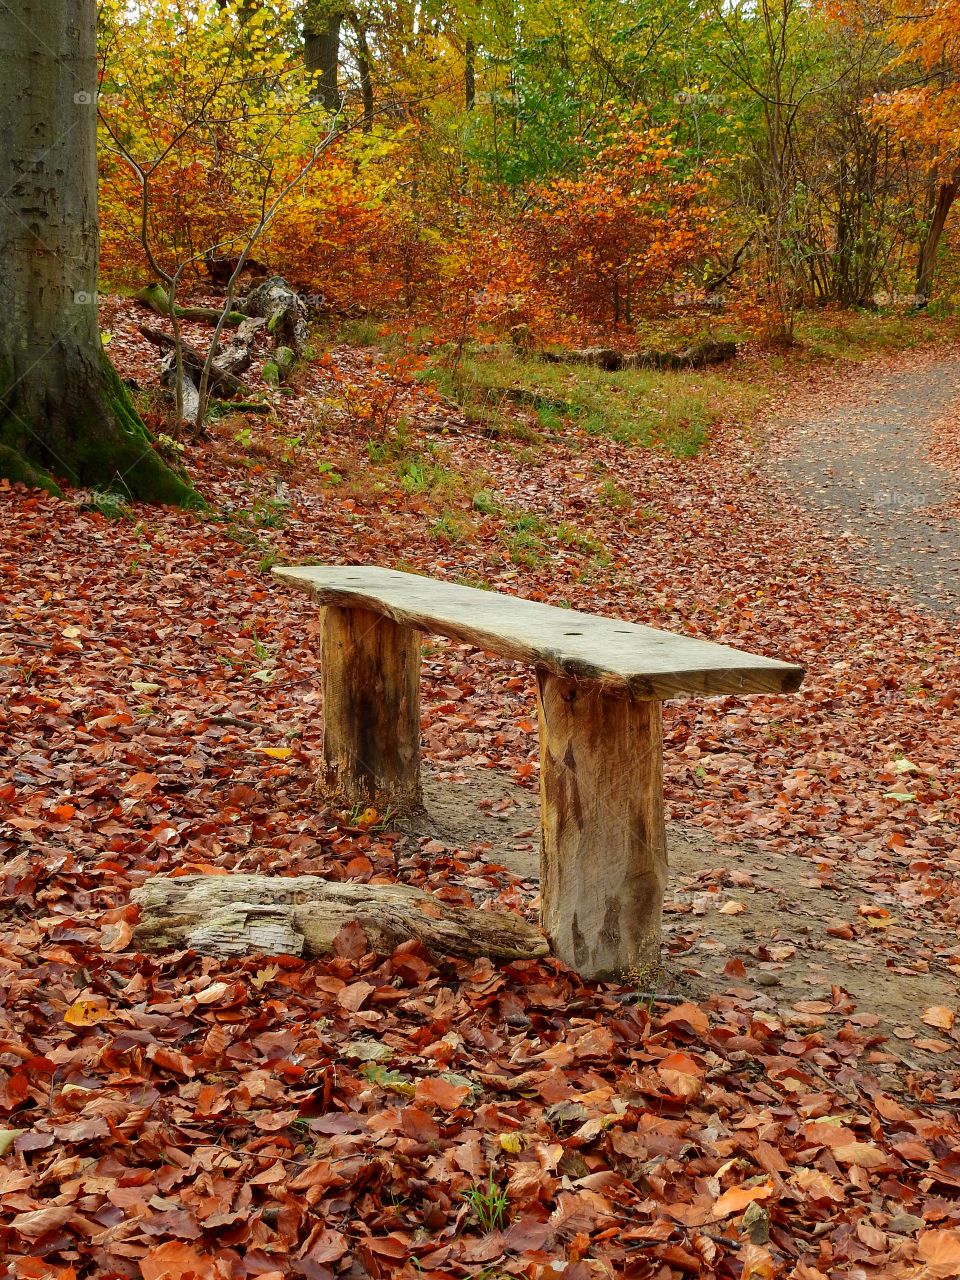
[
  {"x1": 832, "y1": 1142, "x2": 888, "y2": 1169},
  {"x1": 921, "y1": 1006, "x2": 955, "y2": 1031},
  {"x1": 657, "y1": 1051, "x2": 704, "y2": 1099},
  {"x1": 414, "y1": 1076, "x2": 470, "y2": 1111},
  {"x1": 658, "y1": 1003, "x2": 709, "y2": 1035},
  {"x1": 63, "y1": 999, "x2": 114, "y2": 1027},
  {"x1": 100, "y1": 919, "x2": 133, "y2": 953},
  {"x1": 918, "y1": 1229, "x2": 960, "y2": 1276},
  {"x1": 140, "y1": 1241, "x2": 223, "y2": 1280},
  {"x1": 711, "y1": 1181, "x2": 773, "y2": 1220}
]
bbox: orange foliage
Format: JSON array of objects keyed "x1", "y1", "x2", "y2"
[{"x1": 520, "y1": 117, "x2": 717, "y2": 327}]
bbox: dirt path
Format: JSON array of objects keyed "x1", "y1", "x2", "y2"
[
  {"x1": 773, "y1": 351, "x2": 960, "y2": 614},
  {"x1": 399, "y1": 769, "x2": 960, "y2": 1074}
]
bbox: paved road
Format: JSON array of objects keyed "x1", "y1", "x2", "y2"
[{"x1": 777, "y1": 356, "x2": 960, "y2": 615}]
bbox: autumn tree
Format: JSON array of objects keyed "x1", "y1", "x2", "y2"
[
  {"x1": 0, "y1": 0, "x2": 200, "y2": 504},
  {"x1": 523, "y1": 116, "x2": 716, "y2": 326},
  {"x1": 871, "y1": 0, "x2": 960, "y2": 302}
]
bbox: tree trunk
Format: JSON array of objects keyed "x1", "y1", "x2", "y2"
[
  {"x1": 305, "y1": 7, "x2": 342, "y2": 111},
  {"x1": 537, "y1": 673, "x2": 668, "y2": 980},
  {"x1": 0, "y1": 0, "x2": 201, "y2": 505},
  {"x1": 320, "y1": 606, "x2": 423, "y2": 815},
  {"x1": 916, "y1": 172, "x2": 959, "y2": 306},
  {"x1": 133, "y1": 874, "x2": 549, "y2": 962},
  {"x1": 352, "y1": 17, "x2": 374, "y2": 131},
  {"x1": 465, "y1": 36, "x2": 476, "y2": 111}
]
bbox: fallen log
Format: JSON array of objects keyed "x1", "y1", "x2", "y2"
[
  {"x1": 134, "y1": 282, "x2": 246, "y2": 327},
  {"x1": 138, "y1": 325, "x2": 245, "y2": 399},
  {"x1": 217, "y1": 316, "x2": 267, "y2": 378},
  {"x1": 543, "y1": 339, "x2": 737, "y2": 372},
  {"x1": 132, "y1": 874, "x2": 549, "y2": 962},
  {"x1": 628, "y1": 339, "x2": 738, "y2": 370},
  {"x1": 543, "y1": 346, "x2": 623, "y2": 371}
]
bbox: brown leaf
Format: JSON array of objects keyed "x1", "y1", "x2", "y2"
[
  {"x1": 333, "y1": 920, "x2": 369, "y2": 959},
  {"x1": 338, "y1": 980, "x2": 375, "y2": 1011},
  {"x1": 414, "y1": 1076, "x2": 470, "y2": 1111},
  {"x1": 11, "y1": 1206, "x2": 75, "y2": 1239}
]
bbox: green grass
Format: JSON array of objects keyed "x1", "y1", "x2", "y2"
[
  {"x1": 462, "y1": 1171, "x2": 510, "y2": 1233},
  {"x1": 597, "y1": 479, "x2": 632, "y2": 509},
  {"x1": 419, "y1": 349, "x2": 764, "y2": 458},
  {"x1": 430, "y1": 511, "x2": 470, "y2": 542},
  {"x1": 792, "y1": 308, "x2": 958, "y2": 360},
  {"x1": 334, "y1": 317, "x2": 384, "y2": 347}
]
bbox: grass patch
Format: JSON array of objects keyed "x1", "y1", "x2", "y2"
[
  {"x1": 334, "y1": 317, "x2": 384, "y2": 347},
  {"x1": 419, "y1": 349, "x2": 763, "y2": 458},
  {"x1": 792, "y1": 308, "x2": 958, "y2": 361},
  {"x1": 597, "y1": 479, "x2": 632, "y2": 509},
  {"x1": 430, "y1": 511, "x2": 472, "y2": 542},
  {"x1": 462, "y1": 1171, "x2": 510, "y2": 1233}
]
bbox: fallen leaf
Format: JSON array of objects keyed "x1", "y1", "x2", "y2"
[
  {"x1": 711, "y1": 1181, "x2": 773, "y2": 1220},
  {"x1": 414, "y1": 1076, "x2": 470, "y2": 1111},
  {"x1": 921, "y1": 1005, "x2": 955, "y2": 1031},
  {"x1": 63, "y1": 999, "x2": 114, "y2": 1027},
  {"x1": 657, "y1": 1051, "x2": 704, "y2": 1099}
]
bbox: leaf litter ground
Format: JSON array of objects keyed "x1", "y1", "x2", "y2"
[{"x1": 1, "y1": 312, "x2": 960, "y2": 1279}]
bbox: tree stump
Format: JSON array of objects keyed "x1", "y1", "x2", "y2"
[
  {"x1": 321, "y1": 605, "x2": 422, "y2": 815},
  {"x1": 537, "y1": 672, "x2": 667, "y2": 980}
]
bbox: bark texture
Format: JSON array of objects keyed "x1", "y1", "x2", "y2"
[
  {"x1": 0, "y1": 1, "x2": 201, "y2": 505},
  {"x1": 304, "y1": 10, "x2": 342, "y2": 111},
  {"x1": 537, "y1": 672, "x2": 668, "y2": 980},
  {"x1": 321, "y1": 605, "x2": 423, "y2": 814},
  {"x1": 133, "y1": 874, "x2": 548, "y2": 961},
  {"x1": 916, "y1": 173, "x2": 959, "y2": 305}
]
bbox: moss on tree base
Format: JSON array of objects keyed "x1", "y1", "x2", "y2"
[
  {"x1": 0, "y1": 356, "x2": 206, "y2": 509},
  {"x1": 0, "y1": 444, "x2": 62, "y2": 496}
]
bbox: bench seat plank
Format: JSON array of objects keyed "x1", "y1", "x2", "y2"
[{"x1": 274, "y1": 565, "x2": 803, "y2": 700}]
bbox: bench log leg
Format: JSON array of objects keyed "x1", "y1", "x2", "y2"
[
  {"x1": 320, "y1": 606, "x2": 422, "y2": 815},
  {"x1": 537, "y1": 672, "x2": 667, "y2": 980}
]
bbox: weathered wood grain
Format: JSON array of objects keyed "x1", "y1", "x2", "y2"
[
  {"x1": 538, "y1": 672, "x2": 667, "y2": 980},
  {"x1": 321, "y1": 605, "x2": 423, "y2": 814},
  {"x1": 132, "y1": 874, "x2": 549, "y2": 961},
  {"x1": 274, "y1": 565, "x2": 804, "y2": 700}
]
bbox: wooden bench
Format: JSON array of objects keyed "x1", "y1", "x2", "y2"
[{"x1": 273, "y1": 565, "x2": 804, "y2": 980}]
